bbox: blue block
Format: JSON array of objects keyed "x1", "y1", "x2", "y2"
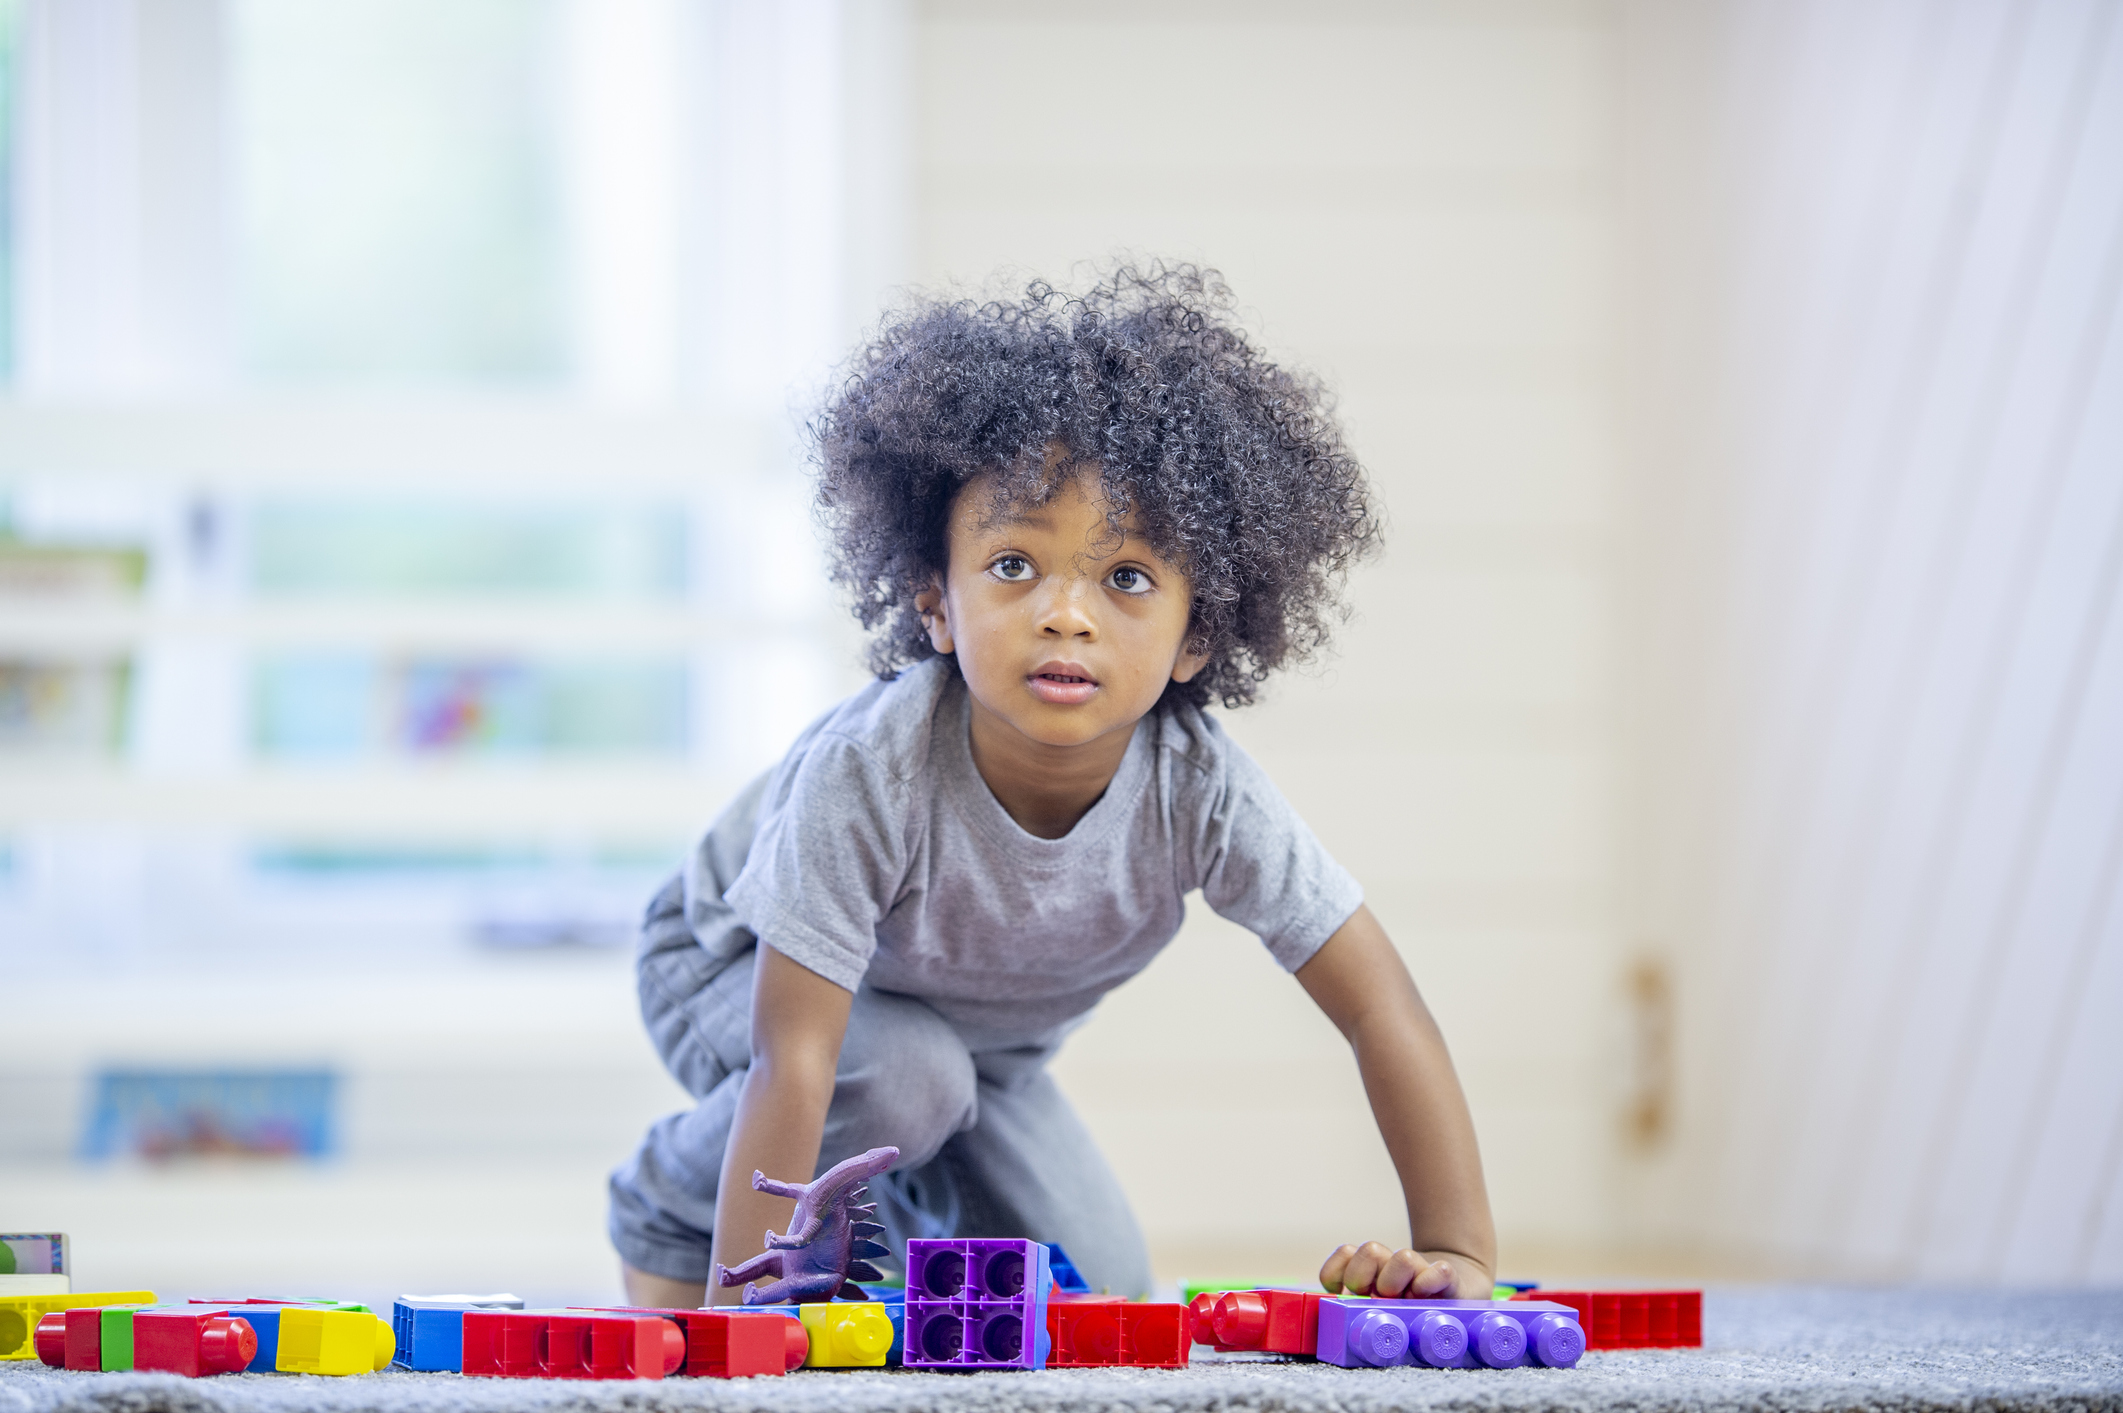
[{"x1": 1044, "y1": 1244, "x2": 1091, "y2": 1294}]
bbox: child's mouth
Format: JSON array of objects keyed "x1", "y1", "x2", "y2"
[{"x1": 1027, "y1": 670, "x2": 1100, "y2": 706}]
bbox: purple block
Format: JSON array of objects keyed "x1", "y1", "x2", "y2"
[
  {"x1": 1317, "y1": 1298, "x2": 1585, "y2": 1370},
  {"x1": 902, "y1": 1239, "x2": 1051, "y2": 1369}
]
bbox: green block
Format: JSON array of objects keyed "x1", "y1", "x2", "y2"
[
  {"x1": 1179, "y1": 1280, "x2": 1289, "y2": 1304},
  {"x1": 100, "y1": 1307, "x2": 150, "y2": 1371}
]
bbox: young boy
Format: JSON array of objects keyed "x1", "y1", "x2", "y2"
[{"x1": 609, "y1": 264, "x2": 1496, "y2": 1307}]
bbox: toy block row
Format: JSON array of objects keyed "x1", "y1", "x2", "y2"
[
  {"x1": 903, "y1": 1239, "x2": 1051, "y2": 1369},
  {"x1": 396, "y1": 1303, "x2": 815, "y2": 1379},
  {"x1": 33, "y1": 1302, "x2": 394, "y2": 1376},
  {"x1": 1318, "y1": 1298, "x2": 1587, "y2": 1369},
  {"x1": 1045, "y1": 1298, "x2": 1189, "y2": 1368},
  {"x1": 1508, "y1": 1289, "x2": 1701, "y2": 1348}
]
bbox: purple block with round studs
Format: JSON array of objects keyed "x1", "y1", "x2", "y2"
[
  {"x1": 902, "y1": 1239, "x2": 1052, "y2": 1370},
  {"x1": 1317, "y1": 1298, "x2": 1586, "y2": 1370}
]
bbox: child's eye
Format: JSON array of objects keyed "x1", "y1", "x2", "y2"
[
  {"x1": 1107, "y1": 566, "x2": 1152, "y2": 595},
  {"x1": 990, "y1": 556, "x2": 1035, "y2": 582}
]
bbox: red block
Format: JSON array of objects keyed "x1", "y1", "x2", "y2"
[
  {"x1": 462, "y1": 1310, "x2": 544, "y2": 1377},
  {"x1": 1046, "y1": 1300, "x2": 1190, "y2": 1368},
  {"x1": 1208, "y1": 1290, "x2": 1321, "y2": 1356},
  {"x1": 1509, "y1": 1289, "x2": 1702, "y2": 1349},
  {"x1": 33, "y1": 1314, "x2": 67, "y2": 1368},
  {"x1": 572, "y1": 1307, "x2": 793, "y2": 1378},
  {"x1": 64, "y1": 1308, "x2": 105, "y2": 1371},
  {"x1": 1120, "y1": 1304, "x2": 1190, "y2": 1367},
  {"x1": 534, "y1": 1313, "x2": 678, "y2": 1380},
  {"x1": 134, "y1": 1311, "x2": 258, "y2": 1377}
]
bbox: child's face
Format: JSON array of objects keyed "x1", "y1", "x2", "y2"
[{"x1": 916, "y1": 464, "x2": 1207, "y2": 751}]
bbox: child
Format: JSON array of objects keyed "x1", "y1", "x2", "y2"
[{"x1": 609, "y1": 263, "x2": 1496, "y2": 1307}]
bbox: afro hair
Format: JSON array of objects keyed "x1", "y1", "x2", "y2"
[{"x1": 811, "y1": 261, "x2": 1381, "y2": 710}]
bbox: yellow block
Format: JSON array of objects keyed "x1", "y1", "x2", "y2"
[
  {"x1": 798, "y1": 1302, "x2": 892, "y2": 1368},
  {"x1": 274, "y1": 1308, "x2": 396, "y2": 1375},
  {"x1": 0, "y1": 1291, "x2": 157, "y2": 1361}
]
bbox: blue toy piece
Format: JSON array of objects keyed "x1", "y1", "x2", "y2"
[
  {"x1": 712, "y1": 1146, "x2": 899, "y2": 1305},
  {"x1": 391, "y1": 1296, "x2": 524, "y2": 1372},
  {"x1": 1044, "y1": 1244, "x2": 1092, "y2": 1294}
]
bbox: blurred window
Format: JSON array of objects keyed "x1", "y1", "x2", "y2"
[
  {"x1": 232, "y1": 0, "x2": 570, "y2": 383},
  {"x1": 0, "y1": 0, "x2": 19, "y2": 379}
]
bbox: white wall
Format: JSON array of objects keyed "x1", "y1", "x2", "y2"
[
  {"x1": 908, "y1": 0, "x2": 1634, "y2": 1280},
  {"x1": 1620, "y1": 0, "x2": 2123, "y2": 1283}
]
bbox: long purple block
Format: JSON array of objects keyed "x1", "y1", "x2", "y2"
[
  {"x1": 1317, "y1": 1298, "x2": 1586, "y2": 1370},
  {"x1": 902, "y1": 1239, "x2": 1051, "y2": 1370}
]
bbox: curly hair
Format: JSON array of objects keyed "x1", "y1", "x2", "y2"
[{"x1": 811, "y1": 261, "x2": 1380, "y2": 710}]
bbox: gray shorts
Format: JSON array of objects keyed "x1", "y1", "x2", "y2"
[{"x1": 606, "y1": 874, "x2": 1153, "y2": 1297}]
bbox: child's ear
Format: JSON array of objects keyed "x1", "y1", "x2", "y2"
[
  {"x1": 914, "y1": 579, "x2": 955, "y2": 655},
  {"x1": 1171, "y1": 636, "x2": 1210, "y2": 684}
]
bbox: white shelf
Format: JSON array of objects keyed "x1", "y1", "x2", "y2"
[
  {"x1": 0, "y1": 603, "x2": 836, "y2": 653},
  {"x1": 0, "y1": 765, "x2": 748, "y2": 834}
]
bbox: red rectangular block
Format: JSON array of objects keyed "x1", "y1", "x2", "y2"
[
  {"x1": 1119, "y1": 1304, "x2": 1190, "y2": 1368},
  {"x1": 1509, "y1": 1289, "x2": 1703, "y2": 1350},
  {"x1": 535, "y1": 1313, "x2": 672, "y2": 1380},
  {"x1": 462, "y1": 1310, "x2": 545, "y2": 1377},
  {"x1": 1046, "y1": 1300, "x2": 1190, "y2": 1369},
  {"x1": 63, "y1": 1309, "x2": 102, "y2": 1372},
  {"x1": 569, "y1": 1307, "x2": 789, "y2": 1378},
  {"x1": 134, "y1": 1310, "x2": 257, "y2": 1378}
]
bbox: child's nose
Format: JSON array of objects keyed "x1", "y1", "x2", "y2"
[{"x1": 1033, "y1": 576, "x2": 1097, "y2": 637}]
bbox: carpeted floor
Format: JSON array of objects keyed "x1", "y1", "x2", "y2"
[{"x1": 5, "y1": 1288, "x2": 2119, "y2": 1413}]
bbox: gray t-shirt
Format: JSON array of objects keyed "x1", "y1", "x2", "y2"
[{"x1": 682, "y1": 658, "x2": 1363, "y2": 1050}]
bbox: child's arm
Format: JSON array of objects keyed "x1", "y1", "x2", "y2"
[
  {"x1": 1296, "y1": 904, "x2": 1498, "y2": 1299},
  {"x1": 706, "y1": 945, "x2": 854, "y2": 1306}
]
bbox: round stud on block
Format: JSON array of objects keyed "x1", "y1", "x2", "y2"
[
  {"x1": 1411, "y1": 1310, "x2": 1468, "y2": 1367},
  {"x1": 1530, "y1": 1313, "x2": 1585, "y2": 1368},
  {"x1": 200, "y1": 1317, "x2": 258, "y2": 1374},
  {"x1": 1211, "y1": 1292, "x2": 1269, "y2": 1348},
  {"x1": 659, "y1": 1321, "x2": 686, "y2": 1375},
  {"x1": 980, "y1": 1313, "x2": 1023, "y2": 1362},
  {"x1": 919, "y1": 1251, "x2": 965, "y2": 1299},
  {"x1": 1187, "y1": 1293, "x2": 1221, "y2": 1345},
  {"x1": 1471, "y1": 1312, "x2": 1529, "y2": 1368},
  {"x1": 372, "y1": 1316, "x2": 397, "y2": 1371},
  {"x1": 918, "y1": 1312, "x2": 963, "y2": 1363},
  {"x1": 982, "y1": 1249, "x2": 1026, "y2": 1297},
  {"x1": 782, "y1": 1318, "x2": 809, "y2": 1372},
  {"x1": 840, "y1": 1310, "x2": 891, "y2": 1359},
  {"x1": 1348, "y1": 1309, "x2": 1410, "y2": 1367},
  {"x1": 34, "y1": 1313, "x2": 67, "y2": 1368}
]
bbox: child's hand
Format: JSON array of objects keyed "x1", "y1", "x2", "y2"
[{"x1": 1320, "y1": 1242, "x2": 1494, "y2": 1301}]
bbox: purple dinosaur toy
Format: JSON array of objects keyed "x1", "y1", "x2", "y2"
[{"x1": 712, "y1": 1144, "x2": 899, "y2": 1305}]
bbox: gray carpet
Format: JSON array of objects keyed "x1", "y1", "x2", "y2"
[{"x1": 4, "y1": 1289, "x2": 2119, "y2": 1413}]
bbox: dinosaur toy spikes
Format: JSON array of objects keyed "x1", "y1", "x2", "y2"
[{"x1": 712, "y1": 1146, "x2": 901, "y2": 1305}]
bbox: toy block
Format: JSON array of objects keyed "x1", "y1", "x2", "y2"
[
  {"x1": 99, "y1": 1305, "x2": 152, "y2": 1370},
  {"x1": 272, "y1": 1307, "x2": 396, "y2": 1375},
  {"x1": 0, "y1": 1291, "x2": 156, "y2": 1361},
  {"x1": 669, "y1": 1309, "x2": 800, "y2": 1377},
  {"x1": 1507, "y1": 1289, "x2": 1700, "y2": 1349},
  {"x1": 798, "y1": 1302, "x2": 892, "y2": 1367},
  {"x1": 1317, "y1": 1298, "x2": 1585, "y2": 1370},
  {"x1": 393, "y1": 1297, "x2": 524, "y2": 1373},
  {"x1": 1048, "y1": 1300, "x2": 1190, "y2": 1368},
  {"x1": 903, "y1": 1239, "x2": 1051, "y2": 1370},
  {"x1": 1044, "y1": 1244, "x2": 1092, "y2": 1294},
  {"x1": 461, "y1": 1309, "x2": 547, "y2": 1377},
  {"x1": 63, "y1": 1308, "x2": 107, "y2": 1370},
  {"x1": 133, "y1": 1310, "x2": 259, "y2": 1377},
  {"x1": 0, "y1": 1234, "x2": 66, "y2": 1279},
  {"x1": 535, "y1": 1313, "x2": 680, "y2": 1379},
  {"x1": 1202, "y1": 1288, "x2": 1322, "y2": 1356},
  {"x1": 1047, "y1": 1298, "x2": 1125, "y2": 1367},
  {"x1": 32, "y1": 1314, "x2": 66, "y2": 1367}
]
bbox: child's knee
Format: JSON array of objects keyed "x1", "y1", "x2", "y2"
[{"x1": 828, "y1": 989, "x2": 977, "y2": 1167}]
